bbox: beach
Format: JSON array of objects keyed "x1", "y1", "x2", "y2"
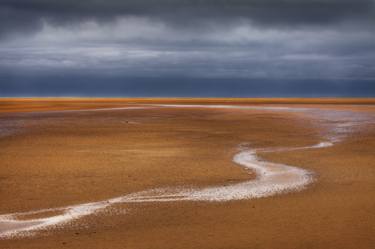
[{"x1": 0, "y1": 99, "x2": 374, "y2": 249}]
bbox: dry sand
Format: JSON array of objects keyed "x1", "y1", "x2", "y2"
[{"x1": 0, "y1": 99, "x2": 374, "y2": 249}]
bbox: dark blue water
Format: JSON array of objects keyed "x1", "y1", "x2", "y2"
[{"x1": 1, "y1": 74, "x2": 374, "y2": 97}]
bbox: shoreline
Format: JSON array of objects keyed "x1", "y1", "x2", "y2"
[
  {"x1": 1, "y1": 98, "x2": 375, "y2": 114},
  {"x1": 0, "y1": 140, "x2": 329, "y2": 239},
  {"x1": 1, "y1": 102, "x2": 374, "y2": 248},
  {"x1": 0, "y1": 104, "x2": 369, "y2": 239}
]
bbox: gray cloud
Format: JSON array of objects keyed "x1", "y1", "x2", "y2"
[
  {"x1": 1, "y1": 0, "x2": 374, "y2": 38},
  {"x1": 1, "y1": 16, "x2": 374, "y2": 79},
  {"x1": 0, "y1": 0, "x2": 374, "y2": 96}
]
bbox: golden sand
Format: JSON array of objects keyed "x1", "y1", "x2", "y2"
[{"x1": 0, "y1": 99, "x2": 374, "y2": 249}]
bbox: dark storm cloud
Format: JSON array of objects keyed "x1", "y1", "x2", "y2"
[
  {"x1": 1, "y1": 0, "x2": 374, "y2": 38},
  {"x1": 0, "y1": 0, "x2": 374, "y2": 96}
]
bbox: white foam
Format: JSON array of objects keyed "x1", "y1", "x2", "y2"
[
  {"x1": 0, "y1": 201, "x2": 111, "y2": 238},
  {"x1": 0, "y1": 141, "x2": 332, "y2": 238},
  {"x1": 154, "y1": 104, "x2": 305, "y2": 111},
  {"x1": 0, "y1": 104, "x2": 371, "y2": 239},
  {"x1": 122, "y1": 142, "x2": 329, "y2": 203}
]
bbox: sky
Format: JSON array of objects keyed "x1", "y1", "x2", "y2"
[{"x1": 0, "y1": 0, "x2": 375, "y2": 97}]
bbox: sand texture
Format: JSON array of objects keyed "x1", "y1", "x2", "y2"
[{"x1": 0, "y1": 99, "x2": 374, "y2": 249}]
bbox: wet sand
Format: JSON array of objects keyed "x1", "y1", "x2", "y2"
[{"x1": 0, "y1": 99, "x2": 374, "y2": 248}]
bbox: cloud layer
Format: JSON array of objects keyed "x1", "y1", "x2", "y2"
[{"x1": 0, "y1": 0, "x2": 374, "y2": 96}]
